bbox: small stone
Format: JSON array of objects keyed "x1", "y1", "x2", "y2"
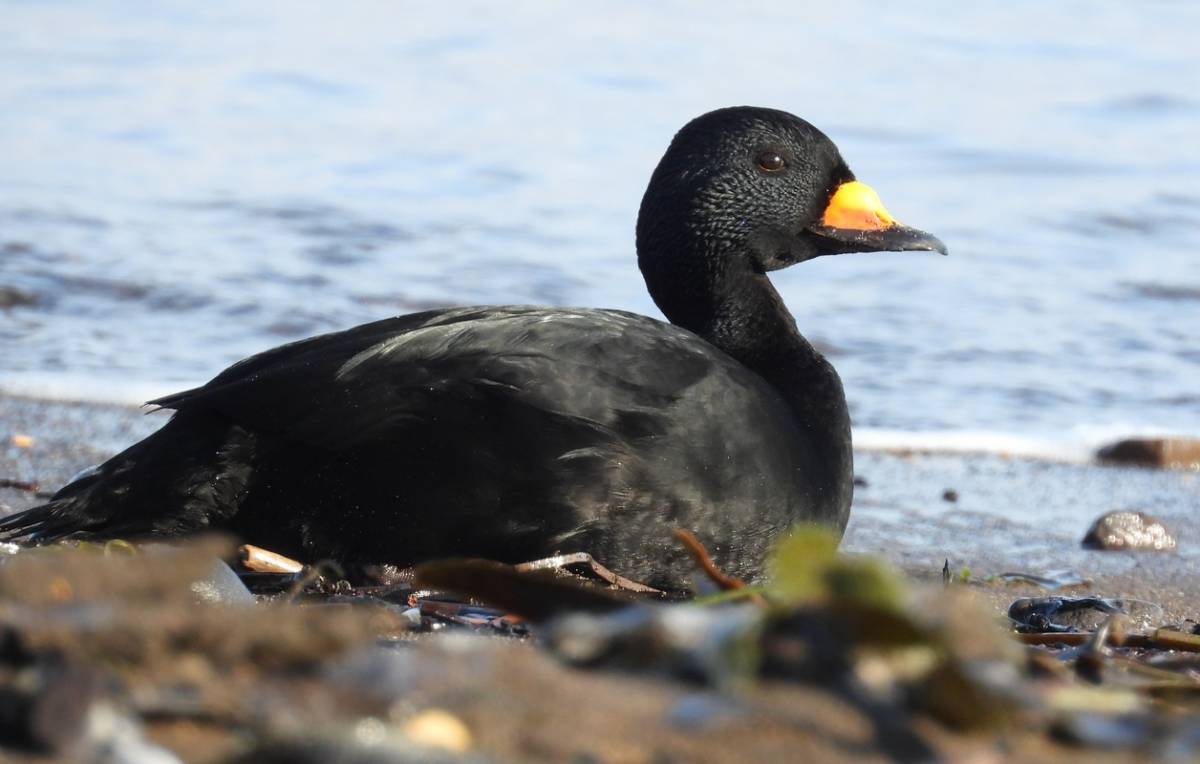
[
  {"x1": 667, "y1": 693, "x2": 745, "y2": 730},
  {"x1": 1082, "y1": 511, "x2": 1176, "y2": 552},
  {"x1": 1096, "y1": 437, "x2": 1200, "y2": 471},
  {"x1": 941, "y1": 489, "x2": 958, "y2": 503},
  {"x1": 0, "y1": 285, "x2": 38, "y2": 310},
  {"x1": 190, "y1": 560, "x2": 256, "y2": 606},
  {"x1": 26, "y1": 664, "x2": 105, "y2": 753},
  {"x1": 1008, "y1": 595, "x2": 1161, "y2": 633},
  {"x1": 353, "y1": 716, "x2": 387, "y2": 746},
  {"x1": 400, "y1": 708, "x2": 471, "y2": 752}
]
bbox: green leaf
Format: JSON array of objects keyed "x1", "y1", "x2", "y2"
[{"x1": 766, "y1": 525, "x2": 840, "y2": 605}]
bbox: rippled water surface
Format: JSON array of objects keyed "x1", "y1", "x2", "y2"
[{"x1": 2, "y1": 2, "x2": 1197, "y2": 448}]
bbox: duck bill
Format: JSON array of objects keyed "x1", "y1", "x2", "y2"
[
  {"x1": 805, "y1": 222, "x2": 948, "y2": 255},
  {"x1": 803, "y1": 180, "x2": 948, "y2": 256}
]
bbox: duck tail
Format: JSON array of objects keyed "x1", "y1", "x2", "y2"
[
  {"x1": 0, "y1": 411, "x2": 254, "y2": 545},
  {"x1": 0, "y1": 467, "x2": 117, "y2": 543}
]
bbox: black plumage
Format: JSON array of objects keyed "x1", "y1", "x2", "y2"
[{"x1": 0, "y1": 107, "x2": 945, "y2": 590}]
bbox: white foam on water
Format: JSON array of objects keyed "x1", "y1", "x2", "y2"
[
  {"x1": 0, "y1": 372, "x2": 188, "y2": 408},
  {"x1": 5, "y1": 369, "x2": 1195, "y2": 465},
  {"x1": 854, "y1": 425, "x2": 1199, "y2": 463}
]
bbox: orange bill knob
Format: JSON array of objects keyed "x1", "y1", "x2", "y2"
[
  {"x1": 804, "y1": 179, "x2": 947, "y2": 256},
  {"x1": 821, "y1": 181, "x2": 897, "y2": 231}
]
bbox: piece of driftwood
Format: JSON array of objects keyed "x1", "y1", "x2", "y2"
[
  {"x1": 1016, "y1": 628, "x2": 1200, "y2": 653},
  {"x1": 514, "y1": 552, "x2": 661, "y2": 594},
  {"x1": 238, "y1": 544, "x2": 304, "y2": 574},
  {"x1": 673, "y1": 528, "x2": 767, "y2": 605},
  {"x1": 1151, "y1": 629, "x2": 1200, "y2": 652}
]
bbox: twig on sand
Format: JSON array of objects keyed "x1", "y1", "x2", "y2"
[
  {"x1": 1149, "y1": 629, "x2": 1200, "y2": 653},
  {"x1": 1016, "y1": 629, "x2": 1200, "y2": 653},
  {"x1": 515, "y1": 552, "x2": 661, "y2": 594},
  {"x1": 284, "y1": 560, "x2": 346, "y2": 602},
  {"x1": 673, "y1": 528, "x2": 767, "y2": 606},
  {"x1": 1016, "y1": 631, "x2": 1150, "y2": 648},
  {"x1": 238, "y1": 544, "x2": 304, "y2": 574},
  {"x1": 0, "y1": 478, "x2": 53, "y2": 499}
]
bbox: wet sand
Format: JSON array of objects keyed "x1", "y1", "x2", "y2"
[{"x1": 3, "y1": 392, "x2": 1197, "y2": 624}]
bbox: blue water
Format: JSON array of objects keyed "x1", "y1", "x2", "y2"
[{"x1": 1, "y1": 1, "x2": 1198, "y2": 452}]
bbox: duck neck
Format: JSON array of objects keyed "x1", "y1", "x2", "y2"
[
  {"x1": 704, "y1": 265, "x2": 852, "y2": 451},
  {"x1": 639, "y1": 239, "x2": 854, "y2": 516}
]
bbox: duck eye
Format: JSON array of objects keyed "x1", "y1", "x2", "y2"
[{"x1": 756, "y1": 151, "x2": 786, "y2": 173}]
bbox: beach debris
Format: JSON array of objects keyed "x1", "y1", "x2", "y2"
[
  {"x1": 1051, "y1": 709, "x2": 1151, "y2": 748},
  {"x1": 1081, "y1": 510, "x2": 1176, "y2": 551},
  {"x1": 1096, "y1": 437, "x2": 1200, "y2": 471},
  {"x1": 995, "y1": 569, "x2": 1092, "y2": 591},
  {"x1": 1049, "y1": 703, "x2": 1200, "y2": 756},
  {"x1": 546, "y1": 601, "x2": 764, "y2": 688},
  {"x1": 8, "y1": 528, "x2": 1200, "y2": 760},
  {"x1": 1149, "y1": 628, "x2": 1200, "y2": 653},
  {"x1": 416, "y1": 558, "x2": 642, "y2": 621},
  {"x1": 513, "y1": 551, "x2": 661, "y2": 594},
  {"x1": 0, "y1": 542, "x2": 418, "y2": 761},
  {"x1": 769, "y1": 527, "x2": 908, "y2": 610},
  {"x1": 941, "y1": 559, "x2": 972, "y2": 586},
  {"x1": 941, "y1": 489, "x2": 958, "y2": 502},
  {"x1": 9, "y1": 434, "x2": 34, "y2": 449},
  {"x1": 399, "y1": 708, "x2": 472, "y2": 753},
  {"x1": 227, "y1": 737, "x2": 476, "y2": 763},
  {"x1": 1016, "y1": 631, "x2": 1145, "y2": 648},
  {"x1": 191, "y1": 560, "x2": 256, "y2": 606},
  {"x1": 0, "y1": 477, "x2": 42, "y2": 493},
  {"x1": 666, "y1": 692, "x2": 746, "y2": 730},
  {"x1": 239, "y1": 544, "x2": 305, "y2": 574},
  {"x1": 1008, "y1": 596, "x2": 1163, "y2": 634},
  {"x1": 1063, "y1": 614, "x2": 1125, "y2": 683},
  {"x1": 0, "y1": 656, "x2": 109, "y2": 755},
  {"x1": 413, "y1": 598, "x2": 528, "y2": 636},
  {"x1": 1013, "y1": 627, "x2": 1200, "y2": 656},
  {"x1": 236, "y1": 570, "x2": 308, "y2": 596},
  {"x1": 674, "y1": 528, "x2": 766, "y2": 605},
  {"x1": 762, "y1": 528, "x2": 1027, "y2": 731}
]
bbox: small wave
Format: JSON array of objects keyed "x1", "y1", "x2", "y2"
[
  {"x1": 0, "y1": 372, "x2": 190, "y2": 408},
  {"x1": 855, "y1": 426, "x2": 1199, "y2": 463},
  {"x1": 1123, "y1": 282, "x2": 1200, "y2": 302},
  {"x1": 2, "y1": 371, "x2": 1195, "y2": 467}
]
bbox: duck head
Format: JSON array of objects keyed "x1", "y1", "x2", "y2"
[{"x1": 636, "y1": 106, "x2": 946, "y2": 328}]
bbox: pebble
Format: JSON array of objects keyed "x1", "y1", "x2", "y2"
[
  {"x1": 189, "y1": 560, "x2": 257, "y2": 606},
  {"x1": 1097, "y1": 438, "x2": 1200, "y2": 471},
  {"x1": 667, "y1": 693, "x2": 745, "y2": 729},
  {"x1": 400, "y1": 708, "x2": 472, "y2": 753},
  {"x1": 1082, "y1": 511, "x2": 1176, "y2": 552}
]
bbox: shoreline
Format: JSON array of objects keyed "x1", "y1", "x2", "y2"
[{"x1": 6, "y1": 383, "x2": 1197, "y2": 464}]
